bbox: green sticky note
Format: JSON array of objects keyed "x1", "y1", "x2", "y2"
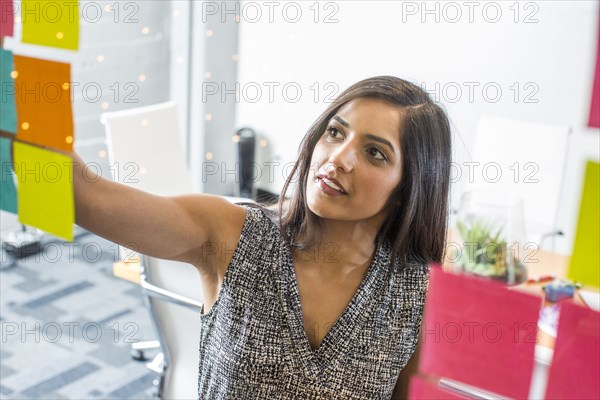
[
  {"x1": 568, "y1": 160, "x2": 600, "y2": 288},
  {"x1": 0, "y1": 48, "x2": 17, "y2": 134},
  {"x1": 13, "y1": 141, "x2": 74, "y2": 241},
  {"x1": 21, "y1": 0, "x2": 79, "y2": 51},
  {"x1": 0, "y1": 137, "x2": 17, "y2": 213}
]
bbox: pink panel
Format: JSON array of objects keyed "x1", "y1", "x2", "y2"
[
  {"x1": 419, "y1": 267, "x2": 542, "y2": 399},
  {"x1": 545, "y1": 302, "x2": 600, "y2": 399}
]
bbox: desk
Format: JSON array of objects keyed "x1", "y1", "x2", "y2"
[
  {"x1": 515, "y1": 250, "x2": 599, "y2": 348},
  {"x1": 518, "y1": 250, "x2": 570, "y2": 399},
  {"x1": 520, "y1": 249, "x2": 569, "y2": 282},
  {"x1": 516, "y1": 250, "x2": 569, "y2": 349},
  {"x1": 112, "y1": 259, "x2": 141, "y2": 284}
]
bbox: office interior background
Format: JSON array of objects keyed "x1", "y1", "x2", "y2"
[{"x1": 0, "y1": 0, "x2": 599, "y2": 398}]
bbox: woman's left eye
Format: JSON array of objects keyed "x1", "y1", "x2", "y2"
[{"x1": 368, "y1": 147, "x2": 386, "y2": 161}]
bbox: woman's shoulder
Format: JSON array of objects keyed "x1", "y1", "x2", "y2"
[
  {"x1": 216, "y1": 201, "x2": 282, "y2": 256},
  {"x1": 210, "y1": 201, "x2": 283, "y2": 278},
  {"x1": 234, "y1": 201, "x2": 283, "y2": 230},
  {"x1": 390, "y1": 255, "x2": 430, "y2": 284}
]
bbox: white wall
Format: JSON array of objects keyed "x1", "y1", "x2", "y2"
[
  {"x1": 170, "y1": 1, "x2": 241, "y2": 195},
  {"x1": 234, "y1": 0, "x2": 600, "y2": 255}
]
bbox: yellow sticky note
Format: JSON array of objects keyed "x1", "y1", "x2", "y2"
[
  {"x1": 13, "y1": 141, "x2": 74, "y2": 241},
  {"x1": 21, "y1": 0, "x2": 79, "y2": 50},
  {"x1": 568, "y1": 160, "x2": 600, "y2": 288}
]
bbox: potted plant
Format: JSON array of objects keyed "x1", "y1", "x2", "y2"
[{"x1": 456, "y1": 218, "x2": 527, "y2": 285}]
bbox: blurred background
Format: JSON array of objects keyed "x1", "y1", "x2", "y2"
[{"x1": 1, "y1": 1, "x2": 598, "y2": 398}]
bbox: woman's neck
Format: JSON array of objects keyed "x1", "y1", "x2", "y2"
[{"x1": 294, "y1": 218, "x2": 381, "y2": 269}]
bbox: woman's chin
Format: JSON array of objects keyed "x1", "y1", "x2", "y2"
[
  {"x1": 307, "y1": 198, "x2": 343, "y2": 220},
  {"x1": 306, "y1": 197, "x2": 327, "y2": 217}
]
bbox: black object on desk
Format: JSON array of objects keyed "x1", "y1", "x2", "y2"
[{"x1": 236, "y1": 127, "x2": 256, "y2": 199}]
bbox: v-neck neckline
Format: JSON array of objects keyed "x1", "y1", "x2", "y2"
[{"x1": 279, "y1": 232, "x2": 388, "y2": 378}]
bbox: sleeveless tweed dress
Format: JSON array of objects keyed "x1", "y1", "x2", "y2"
[{"x1": 198, "y1": 204, "x2": 429, "y2": 399}]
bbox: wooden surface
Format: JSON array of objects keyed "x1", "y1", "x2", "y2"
[
  {"x1": 513, "y1": 249, "x2": 565, "y2": 350},
  {"x1": 112, "y1": 259, "x2": 141, "y2": 284},
  {"x1": 515, "y1": 249, "x2": 599, "y2": 349},
  {"x1": 521, "y1": 248, "x2": 569, "y2": 282}
]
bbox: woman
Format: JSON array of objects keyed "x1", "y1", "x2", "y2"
[{"x1": 74, "y1": 76, "x2": 452, "y2": 399}]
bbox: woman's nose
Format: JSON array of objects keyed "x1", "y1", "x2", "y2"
[{"x1": 328, "y1": 141, "x2": 357, "y2": 172}]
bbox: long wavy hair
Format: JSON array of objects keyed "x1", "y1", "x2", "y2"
[{"x1": 260, "y1": 76, "x2": 452, "y2": 266}]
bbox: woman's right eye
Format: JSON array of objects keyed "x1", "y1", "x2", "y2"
[{"x1": 326, "y1": 127, "x2": 342, "y2": 138}]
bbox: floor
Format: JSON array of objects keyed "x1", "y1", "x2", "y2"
[{"x1": 0, "y1": 231, "x2": 157, "y2": 399}]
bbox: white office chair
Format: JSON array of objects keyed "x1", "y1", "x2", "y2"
[
  {"x1": 102, "y1": 102, "x2": 251, "y2": 399},
  {"x1": 462, "y1": 114, "x2": 571, "y2": 250}
]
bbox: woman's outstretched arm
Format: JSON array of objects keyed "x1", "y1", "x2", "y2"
[{"x1": 71, "y1": 152, "x2": 243, "y2": 270}]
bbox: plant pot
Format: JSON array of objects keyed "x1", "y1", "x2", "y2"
[{"x1": 455, "y1": 190, "x2": 528, "y2": 286}]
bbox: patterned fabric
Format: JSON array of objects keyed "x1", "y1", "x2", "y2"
[{"x1": 198, "y1": 204, "x2": 429, "y2": 399}]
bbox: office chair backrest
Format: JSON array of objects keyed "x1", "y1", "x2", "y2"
[
  {"x1": 102, "y1": 101, "x2": 192, "y2": 195},
  {"x1": 102, "y1": 102, "x2": 201, "y2": 399},
  {"x1": 464, "y1": 114, "x2": 571, "y2": 244}
]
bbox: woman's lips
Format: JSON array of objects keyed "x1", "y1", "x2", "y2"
[{"x1": 317, "y1": 176, "x2": 348, "y2": 196}]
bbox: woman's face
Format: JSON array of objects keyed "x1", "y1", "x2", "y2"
[{"x1": 306, "y1": 97, "x2": 403, "y2": 225}]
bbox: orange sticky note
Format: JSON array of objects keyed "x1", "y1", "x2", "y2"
[{"x1": 13, "y1": 55, "x2": 74, "y2": 151}]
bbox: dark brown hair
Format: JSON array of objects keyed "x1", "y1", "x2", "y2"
[{"x1": 262, "y1": 76, "x2": 451, "y2": 266}]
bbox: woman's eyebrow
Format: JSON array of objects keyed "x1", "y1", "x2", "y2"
[
  {"x1": 332, "y1": 115, "x2": 396, "y2": 156},
  {"x1": 332, "y1": 115, "x2": 350, "y2": 128},
  {"x1": 365, "y1": 134, "x2": 396, "y2": 156}
]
